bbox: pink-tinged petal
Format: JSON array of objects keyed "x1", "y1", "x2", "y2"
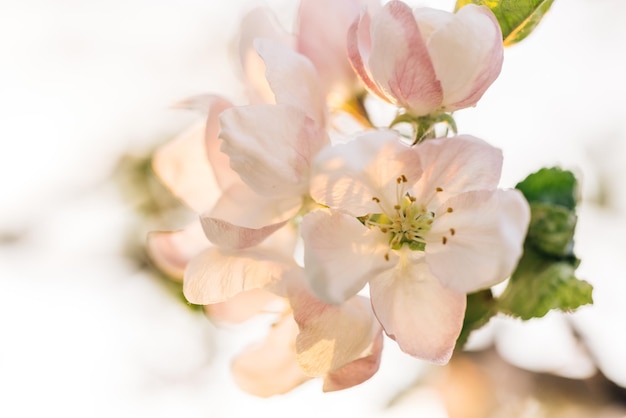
[
  {"x1": 368, "y1": 0, "x2": 442, "y2": 115},
  {"x1": 205, "y1": 289, "x2": 285, "y2": 324},
  {"x1": 260, "y1": 222, "x2": 300, "y2": 260},
  {"x1": 291, "y1": 285, "x2": 381, "y2": 376},
  {"x1": 254, "y1": 38, "x2": 326, "y2": 125},
  {"x1": 170, "y1": 94, "x2": 237, "y2": 191},
  {"x1": 411, "y1": 7, "x2": 455, "y2": 39},
  {"x1": 301, "y1": 209, "x2": 390, "y2": 304},
  {"x1": 322, "y1": 330, "x2": 383, "y2": 392},
  {"x1": 219, "y1": 103, "x2": 328, "y2": 198},
  {"x1": 203, "y1": 96, "x2": 240, "y2": 191},
  {"x1": 183, "y1": 246, "x2": 294, "y2": 305},
  {"x1": 146, "y1": 222, "x2": 208, "y2": 281},
  {"x1": 426, "y1": 189, "x2": 530, "y2": 293},
  {"x1": 296, "y1": 0, "x2": 362, "y2": 100},
  {"x1": 425, "y1": 5, "x2": 503, "y2": 110},
  {"x1": 237, "y1": 8, "x2": 293, "y2": 104},
  {"x1": 369, "y1": 254, "x2": 466, "y2": 364},
  {"x1": 152, "y1": 121, "x2": 220, "y2": 213},
  {"x1": 412, "y1": 135, "x2": 502, "y2": 209},
  {"x1": 232, "y1": 313, "x2": 310, "y2": 397},
  {"x1": 347, "y1": 10, "x2": 387, "y2": 100},
  {"x1": 311, "y1": 130, "x2": 421, "y2": 216},
  {"x1": 199, "y1": 215, "x2": 287, "y2": 250},
  {"x1": 208, "y1": 182, "x2": 301, "y2": 229}
]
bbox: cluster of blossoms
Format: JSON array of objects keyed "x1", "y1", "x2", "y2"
[{"x1": 148, "y1": 0, "x2": 530, "y2": 395}]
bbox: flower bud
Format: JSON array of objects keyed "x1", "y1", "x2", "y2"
[{"x1": 348, "y1": 0, "x2": 503, "y2": 117}]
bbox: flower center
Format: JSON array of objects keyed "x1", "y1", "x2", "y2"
[
  {"x1": 359, "y1": 175, "x2": 458, "y2": 262},
  {"x1": 360, "y1": 175, "x2": 435, "y2": 253}
]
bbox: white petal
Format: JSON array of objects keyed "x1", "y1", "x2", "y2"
[
  {"x1": 152, "y1": 121, "x2": 219, "y2": 213},
  {"x1": 322, "y1": 330, "x2": 383, "y2": 392},
  {"x1": 232, "y1": 313, "x2": 310, "y2": 397},
  {"x1": 237, "y1": 8, "x2": 293, "y2": 104},
  {"x1": 296, "y1": 0, "x2": 362, "y2": 101},
  {"x1": 291, "y1": 289, "x2": 381, "y2": 376},
  {"x1": 203, "y1": 97, "x2": 241, "y2": 191},
  {"x1": 146, "y1": 222, "x2": 208, "y2": 280},
  {"x1": 412, "y1": 135, "x2": 502, "y2": 209},
  {"x1": 301, "y1": 209, "x2": 390, "y2": 304},
  {"x1": 369, "y1": 253, "x2": 466, "y2": 364},
  {"x1": 425, "y1": 4, "x2": 503, "y2": 109},
  {"x1": 254, "y1": 38, "x2": 327, "y2": 125},
  {"x1": 219, "y1": 103, "x2": 329, "y2": 198},
  {"x1": 183, "y1": 246, "x2": 294, "y2": 305},
  {"x1": 209, "y1": 182, "x2": 301, "y2": 229},
  {"x1": 310, "y1": 130, "x2": 421, "y2": 216},
  {"x1": 200, "y1": 216, "x2": 287, "y2": 250},
  {"x1": 412, "y1": 7, "x2": 455, "y2": 39},
  {"x1": 204, "y1": 289, "x2": 283, "y2": 324},
  {"x1": 426, "y1": 189, "x2": 530, "y2": 293}
]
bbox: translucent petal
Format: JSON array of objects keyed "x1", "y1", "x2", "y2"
[
  {"x1": 412, "y1": 135, "x2": 502, "y2": 210},
  {"x1": 296, "y1": 0, "x2": 362, "y2": 100},
  {"x1": 292, "y1": 289, "x2": 381, "y2": 376},
  {"x1": 146, "y1": 222, "x2": 208, "y2": 280},
  {"x1": 183, "y1": 246, "x2": 294, "y2": 305},
  {"x1": 426, "y1": 189, "x2": 530, "y2": 293},
  {"x1": 369, "y1": 254, "x2": 465, "y2": 364},
  {"x1": 301, "y1": 209, "x2": 390, "y2": 304},
  {"x1": 219, "y1": 103, "x2": 328, "y2": 198},
  {"x1": 232, "y1": 313, "x2": 310, "y2": 397},
  {"x1": 310, "y1": 130, "x2": 421, "y2": 216},
  {"x1": 254, "y1": 38, "x2": 326, "y2": 125},
  {"x1": 237, "y1": 8, "x2": 293, "y2": 104}
]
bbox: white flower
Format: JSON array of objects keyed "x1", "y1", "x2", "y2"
[{"x1": 301, "y1": 131, "x2": 530, "y2": 363}]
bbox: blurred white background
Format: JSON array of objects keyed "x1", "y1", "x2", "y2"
[{"x1": 1, "y1": 0, "x2": 625, "y2": 417}]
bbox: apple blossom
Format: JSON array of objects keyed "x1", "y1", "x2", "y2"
[
  {"x1": 217, "y1": 38, "x2": 329, "y2": 217},
  {"x1": 347, "y1": 0, "x2": 503, "y2": 117},
  {"x1": 147, "y1": 95, "x2": 292, "y2": 323},
  {"x1": 232, "y1": 276, "x2": 383, "y2": 396},
  {"x1": 148, "y1": 43, "x2": 384, "y2": 394},
  {"x1": 302, "y1": 131, "x2": 530, "y2": 363},
  {"x1": 238, "y1": 0, "x2": 376, "y2": 107}
]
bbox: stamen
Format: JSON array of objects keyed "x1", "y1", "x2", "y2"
[
  {"x1": 450, "y1": 228, "x2": 455, "y2": 236},
  {"x1": 447, "y1": 207, "x2": 454, "y2": 213},
  {"x1": 436, "y1": 187, "x2": 443, "y2": 192},
  {"x1": 365, "y1": 174, "x2": 437, "y2": 254},
  {"x1": 442, "y1": 236, "x2": 447, "y2": 245}
]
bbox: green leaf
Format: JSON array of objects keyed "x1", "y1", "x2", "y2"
[
  {"x1": 456, "y1": 289, "x2": 497, "y2": 350},
  {"x1": 498, "y1": 245, "x2": 593, "y2": 320},
  {"x1": 516, "y1": 167, "x2": 578, "y2": 210},
  {"x1": 527, "y1": 202, "x2": 577, "y2": 257},
  {"x1": 454, "y1": 0, "x2": 556, "y2": 46},
  {"x1": 493, "y1": 167, "x2": 593, "y2": 321}
]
